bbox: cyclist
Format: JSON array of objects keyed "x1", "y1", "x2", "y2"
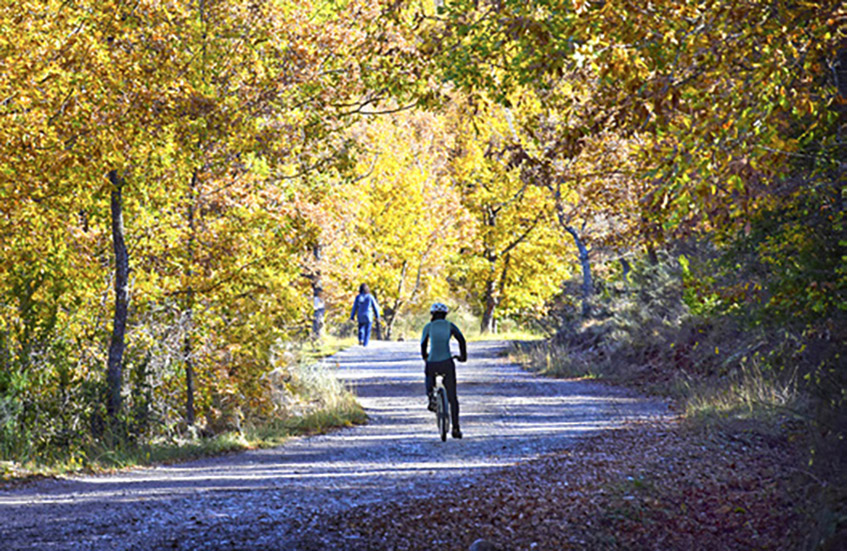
[
  {"x1": 420, "y1": 302, "x2": 467, "y2": 439},
  {"x1": 350, "y1": 283, "x2": 380, "y2": 347}
]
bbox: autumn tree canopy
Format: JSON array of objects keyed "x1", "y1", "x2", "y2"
[{"x1": 1, "y1": 0, "x2": 843, "y2": 461}]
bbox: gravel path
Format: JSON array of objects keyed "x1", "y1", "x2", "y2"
[{"x1": 0, "y1": 340, "x2": 668, "y2": 550}]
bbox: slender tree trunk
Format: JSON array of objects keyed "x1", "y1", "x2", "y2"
[
  {"x1": 384, "y1": 261, "x2": 409, "y2": 340},
  {"x1": 384, "y1": 301, "x2": 398, "y2": 341},
  {"x1": 183, "y1": 330, "x2": 194, "y2": 427},
  {"x1": 311, "y1": 244, "x2": 325, "y2": 340},
  {"x1": 372, "y1": 290, "x2": 382, "y2": 341},
  {"x1": 106, "y1": 170, "x2": 129, "y2": 423},
  {"x1": 480, "y1": 287, "x2": 497, "y2": 333},
  {"x1": 565, "y1": 225, "x2": 592, "y2": 318},
  {"x1": 480, "y1": 257, "x2": 498, "y2": 333},
  {"x1": 184, "y1": 170, "x2": 198, "y2": 427},
  {"x1": 480, "y1": 204, "x2": 500, "y2": 333},
  {"x1": 490, "y1": 253, "x2": 512, "y2": 333},
  {"x1": 552, "y1": 196, "x2": 593, "y2": 318},
  {"x1": 620, "y1": 257, "x2": 632, "y2": 292},
  {"x1": 312, "y1": 286, "x2": 325, "y2": 340}
]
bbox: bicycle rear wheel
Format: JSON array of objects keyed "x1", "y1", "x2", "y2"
[{"x1": 436, "y1": 386, "x2": 449, "y2": 441}]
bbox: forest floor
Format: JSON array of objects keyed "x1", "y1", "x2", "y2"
[
  {"x1": 297, "y1": 418, "x2": 831, "y2": 551},
  {"x1": 0, "y1": 341, "x2": 836, "y2": 550}
]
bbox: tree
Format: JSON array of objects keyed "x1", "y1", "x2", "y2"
[
  {"x1": 0, "y1": 0, "x2": 438, "y2": 448},
  {"x1": 0, "y1": 0, "x2": 195, "y2": 429},
  {"x1": 446, "y1": 96, "x2": 572, "y2": 332},
  {"x1": 105, "y1": 171, "x2": 129, "y2": 423},
  {"x1": 497, "y1": 86, "x2": 646, "y2": 319},
  {"x1": 418, "y1": 0, "x2": 839, "y2": 241},
  {"x1": 321, "y1": 110, "x2": 470, "y2": 338}
]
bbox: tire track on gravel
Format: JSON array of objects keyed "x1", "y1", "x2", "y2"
[{"x1": 0, "y1": 340, "x2": 669, "y2": 550}]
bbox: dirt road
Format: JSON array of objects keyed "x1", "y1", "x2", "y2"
[{"x1": 0, "y1": 340, "x2": 668, "y2": 550}]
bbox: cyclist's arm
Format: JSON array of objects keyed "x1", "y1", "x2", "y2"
[
  {"x1": 420, "y1": 324, "x2": 431, "y2": 361},
  {"x1": 350, "y1": 297, "x2": 358, "y2": 321},
  {"x1": 450, "y1": 323, "x2": 467, "y2": 362}
]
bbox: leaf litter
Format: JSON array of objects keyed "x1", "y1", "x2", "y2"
[{"x1": 288, "y1": 418, "x2": 826, "y2": 551}]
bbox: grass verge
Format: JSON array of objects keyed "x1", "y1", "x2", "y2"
[
  {"x1": 1, "y1": 395, "x2": 365, "y2": 486},
  {"x1": 1, "y1": 354, "x2": 366, "y2": 485},
  {"x1": 300, "y1": 335, "x2": 358, "y2": 363},
  {"x1": 510, "y1": 338, "x2": 806, "y2": 421},
  {"x1": 468, "y1": 329, "x2": 546, "y2": 343}
]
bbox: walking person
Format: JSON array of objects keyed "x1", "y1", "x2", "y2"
[
  {"x1": 350, "y1": 284, "x2": 380, "y2": 347},
  {"x1": 420, "y1": 302, "x2": 467, "y2": 439}
]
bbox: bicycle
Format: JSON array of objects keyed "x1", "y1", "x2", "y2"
[
  {"x1": 431, "y1": 354, "x2": 460, "y2": 442},
  {"x1": 433, "y1": 373, "x2": 450, "y2": 442}
]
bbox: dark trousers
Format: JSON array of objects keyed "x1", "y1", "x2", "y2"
[
  {"x1": 357, "y1": 320, "x2": 372, "y2": 346},
  {"x1": 425, "y1": 358, "x2": 460, "y2": 429}
]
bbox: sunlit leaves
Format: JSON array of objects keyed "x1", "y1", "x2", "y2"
[
  {"x1": 0, "y1": 0, "x2": 416, "y2": 447},
  {"x1": 320, "y1": 110, "x2": 470, "y2": 335},
  {"x1": 446, "y1": 95, "x2": 573, "y2": 328},
  {"x1": 421, "y1": 0, "x2": 840, "y2": 243}
]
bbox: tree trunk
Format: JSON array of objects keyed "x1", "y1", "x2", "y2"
[
  {"x1": 183, "y1": 331, "x2": 195, "y2": 427},
  {"x1": 372, "y1": 291, "x2": 382, "y2": 341},
  {"x1": 620, "y1": 257, "x2": 632, "y2": 286},
  {"x1": 480, "y1": 288, "x2": 496, "y2": 333},
  {"x1": 565, "y1": 225, "x2": 592, "y2": 318},
  {"x1": 384, "y1": 303, "x2": 397, "y2": 341},
  {"x1": 491, "y1": 253, "x2": 512, "y2": 333},
  {"x1": 184, "y1": 170, "x2": 198, "y2": 427},
  {"x1": 552, "y1": 197, "x2": 593, "y2": 319},
  {"x1": 384, "y1": 261, "x2": 409, "y2": 340},
  {"x1": 106, "y1": 170, "x2": 129, "y2": 423},
  {"x1": 311, "y1": 244, "x2": 325, "y2": 341},
  {"x1": 480, "y1": 259, "x2": 498, "y2": 333}
]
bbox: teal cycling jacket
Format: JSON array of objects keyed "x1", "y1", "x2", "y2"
[{"x1": 420, "y1": 319, "x2": 467, "y2": 363}]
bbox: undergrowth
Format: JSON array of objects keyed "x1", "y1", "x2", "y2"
[
  {"x1": 511, "y1": 243, "x2": 846, "y2": 549},
  {"x1": 512, "y1": 252, "x2": 817, "y2": 427},
  {"x1": 0, "y1": 352, "x2": 365, "y2": 482}
]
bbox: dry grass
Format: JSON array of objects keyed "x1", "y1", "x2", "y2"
[{"x1": 684, "y1": 360, "x2": 801, "y2": 422}]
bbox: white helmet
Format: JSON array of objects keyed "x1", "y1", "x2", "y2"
[{"x1": 430, "y1": 302, "x2": 449, "y2": 314}]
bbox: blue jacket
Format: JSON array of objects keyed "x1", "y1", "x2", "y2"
[{"x1": 351, "y1": 293, "x2": 380, "y2": 323}]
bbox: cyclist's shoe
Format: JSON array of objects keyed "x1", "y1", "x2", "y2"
[
  {"x1": 452, "y1": 427, "x2": 463, "y2": 439},
  {"x1": 427, "y1": 393, "x2": 437, "y2": 412}
]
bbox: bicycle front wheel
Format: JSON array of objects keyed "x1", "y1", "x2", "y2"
[{"x1": 436, "y1": 387, "x2": 449, "y2": 442}]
